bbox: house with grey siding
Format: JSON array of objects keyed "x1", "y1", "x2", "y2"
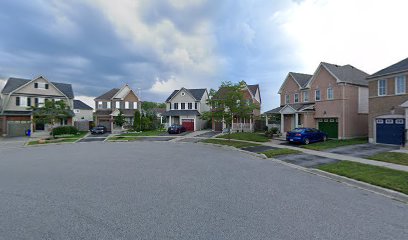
[
  {"x1": 73, "y1": 100, "x2": 93, "y2": 131},
  {"x1": 162, "y1": 88, "x2": 210, "y2": 131},
  {"x1": 0, "y1": 76, "x2": 74, "y2": 137}
]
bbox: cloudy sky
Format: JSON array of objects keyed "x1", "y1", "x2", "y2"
[{"x1": 1, "y1": 0, "x2": 407, "y2": 111}]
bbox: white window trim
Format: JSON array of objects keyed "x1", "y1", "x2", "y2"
[
  {"x1": 107, "y1": 102, "x2": 111, "y2": 109},
  {"x1": 378, "y1": 79, "x2": 387, "y2": 96},
  {"x1": 98, "y1": 101, "x2": 103, "y2": 109},
  {"x1": 294, "y1": 93, "x2": 299, "y2": 103},
  {"x1": 133, "y1": 102, "x2": 138, "y2": 109},
  {"x1": 302, "y1": 91, "x2": 309, "y2": 102},
  {"x1": 125, "y1": 101, "x2": 130, "y2": 109},
  {"x1": 315, "y1": 90, "x2": 321, "y2": 101},
  {"x1": 38, "y1": 97, "x2": 45, "y2": 106},
  {"x1": 395, "y1": 76, "x2": 406, "y2": 95},
  {"x1": 20, "y1": 96, "x2": 28, "y2": 107},
  {"x1": 327, "y1": 87, "x2": 333, "y2": 100},
  {"x1": 115, "y1": 101, "x2": 120, "y2": 109}
]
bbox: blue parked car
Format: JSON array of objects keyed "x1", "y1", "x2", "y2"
[{"x1": 286, "y1": 128, "x2": 328, "y2": 145}]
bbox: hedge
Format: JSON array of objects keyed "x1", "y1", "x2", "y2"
[{"x1": 51, "y1": 126, "x2": 79, "y2": 136}]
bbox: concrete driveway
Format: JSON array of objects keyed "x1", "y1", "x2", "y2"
[
  {"x1": 325, "y1": 143, "x2": 400, "y2": 158},
  {"x1": 0, "y1": 142, "x2": 407, "y2": 239},
  {"x1": 78, "y1": 132, "x2": 109, "y2": 142}
]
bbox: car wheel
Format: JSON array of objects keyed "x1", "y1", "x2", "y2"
[
  {"x1": 304, "y1": 138, "x2": 310, "y2": 145},
  {"x1": 322, "y1": 136, "x2": 327, "y2": 142}
]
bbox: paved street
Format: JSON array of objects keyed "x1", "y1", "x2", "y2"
[{"x1": 0, "y1": 142, "x2": 407, "y2": 240}]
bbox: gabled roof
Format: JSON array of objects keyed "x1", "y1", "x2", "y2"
[
  {"x1": 319, "y1": 62, "x2": 369, "y2": 86},
  {"x1": 247, "y1": 84, "x2": 259, "y2": 96},
  {"x1": 367, "y1": 57, "x2": 408, "y2": 79},
  {"x1": 95, "y1": 88, "x2": 120, "y2": 100},
  {"x1": 1, "y1": 77, "x2": 74, "y2": 98},
  {"x1": 73, "y1": 100, "x2": 93, "y2": 110},
  {"x1": 290, "y1": 72, "x2": 312, "y2": 88},
  {"x1": 264, "y1": 103, "x2": 315, "y2": 114},
  {"x1": 165, "y1": 88, "x2": 207, "y2": 102}
]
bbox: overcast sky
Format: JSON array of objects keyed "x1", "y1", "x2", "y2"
[{"x1": 1, "y1": 0, "x2": 407, "y2": 111}]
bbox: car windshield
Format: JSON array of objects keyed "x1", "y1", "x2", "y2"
[{"x1": 291, "y1": 128, "x2": 305, "y2": 133}]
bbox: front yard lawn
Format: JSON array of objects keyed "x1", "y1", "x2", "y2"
[
  {"x1": 262, "y1": 148, "x2": 301, "y2": 158},
  {"x1": 367, "y1": 152, "x2": 408, "y2": 166},
  {"x1": 119, "y1": 130, "x2": 165, "y2": 137},
  {"x1": 301, "y1": 138, "x2": 367, "y2": 151},
  {"x1": 107, "y1": 136, "x2": 143, "y2": 141},
  {"x1": 201, "y1": 139, "x2": 260, "y2": 149},
  {"x1": 318, "y1": 161, "x2": 408, "y2": 195},
  {"x1": 27, "y1": 131, "x2": 88, "y2": 145},
  {"x1": 54, "y1": 131, "x2": 88, "y2": 139},
  {"x1": 216, "y1": 132, "x2": 269, "y2": 142}
]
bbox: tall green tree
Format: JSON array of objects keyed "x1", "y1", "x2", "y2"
[
  {"x1": 133, "y1": 109, "x2": 142, "y2": 131},
  {"x1": 201, "y1": 81, "x2": 259, "y2": 140},
  {"x1": 114, "y1": 111, "x2": 125, "y2": 127},
  {"x1": 30, "y1": 100, "x2": 74, "y2": 138}
]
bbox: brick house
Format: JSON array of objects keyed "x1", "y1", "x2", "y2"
[
  {"x1": 265, "y1": 62, "x2": 369, "y2": 139},
  {"x1": 94, "y1": 84, "x2": 140, "y2": 131},
  {"x1": 366, "y1": 57, "x2": 408, "y2": 146}
]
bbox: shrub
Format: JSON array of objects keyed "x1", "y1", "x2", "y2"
[
  {"x1": 264, "y1": 127, "x2": 279, "y2": 138},
  {"x1": 51, "y1": 126, "x2": 79, "y2": 136}
]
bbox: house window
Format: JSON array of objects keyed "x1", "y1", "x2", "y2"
[
  {"x1": 315, "y1": 89, "x2": 321, "y2": 101},
  {"x1": 174, "y1": 103, "x2": 179, "y2": 110},
  {"x1": 181, "y1": 92, "x2": 186, "y2": 96},
  {"x1": 302, "y1": 91, "x2": 309, "y2": 102},
  {"x1": 285, "y1": 95, "x2": 290, "y2": 104},
  {"x1": 125, "y1": 101, "x2": 130, "y2": 109},
  {"x1": 107, "y1": 102, "x2": 111, "y2": 109},
  {"x1": 195, "y1": 102, "x2": 198, "y2": 109},
  {"x1": 378, "y1": 79, "x2": 387, "y2": 96},
  {"x1": 34, "y1": 82, "x2": 49, "y2": 89},
  {"x1": 188, "y1": 103, "x2": 193, "y2": 109},
  {"x1": 181, "y1": 103, "x2": 186, "y2": 110},
  {"x1": 38, "y1": 97, "x2": 45, "y2": 107},
  {"x1": 133, "y1": 102, "x2": 138, "y2": 109},
  {"x1": 115, "y1": 101, "x2": 120, "y2": 109},
  {"x1": 74, "y1": 109, "x2": 80, "y2": 113},
  {"x1": 327, "y1": 87, "x2": 333, "y2": 100},
  {"x1": 294, "y1": 93, "x2": 299, "y2": 103},
  {"x1": 395, "y1": 76, "x2": 406, "y2": 95},
  {"x1": 98, "y1": 101, "x2": 103, "y2": 109},
  {"x1": 385, "y1": 119, "x2": 394, "y2": 124}
]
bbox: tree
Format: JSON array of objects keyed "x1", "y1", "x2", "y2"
[
  {"x1": 133, "y1": 109, "x2": 141, "y2": 131},
  {"x1": 30, "y1": 100, "x2": 74, "y2": 138},
  {"x1": 114, "y1": 111, "x2": 125, "y2": 127},
  {"x1": 141, "y1": 101, "x2": 166, "y2": 112},
  {"x1": 201, "y1": 81, "x2": 259, "y2": 140}
]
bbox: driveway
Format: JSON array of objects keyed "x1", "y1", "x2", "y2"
[
  {"x1": 324, "y1": 143, "x2": 400, "y2": 158},
  {"x1": 0, "y1": 142, "x2": 407, "y2": 239},
  {"x1": 78, "y1": 132, "x2": 109, "y2": 142}
]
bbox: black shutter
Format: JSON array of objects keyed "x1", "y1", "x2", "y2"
[
  {"x1": 34, "y1": 83, "x2": 38, "y2": 88},
  {"x1": 27, "y1": 98, "x2": 31, "y2": 106},
  {"x1": 35, "y1": 98, "x2": 39, "y2": 107},
  {"x1": 16, "y1": 97, "x2": 20, "y2": 106},
  {"x1": 45, "y1": 84, "x2": 49, "y2": 89}
]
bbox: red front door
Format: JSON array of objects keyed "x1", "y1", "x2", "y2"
[{"x1": 182, "y1": 119, "x2": 194, "y2": 131}]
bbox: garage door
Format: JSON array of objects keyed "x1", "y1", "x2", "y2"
[
  {"x1": 98, "y1": 120, "x2": 111, "y2": 132},
  {"x1": 182, "y1": 119, "x2": 194, "y2": 131},
  {"x1": 318, "y1": 118, "x2": 338, "y2": 139},
  {"x1": 8, "y1": 121, "x2": 31, "y2": 137},
  {"x1": 376, "y1": 118, "x2": 405, "y2": 145}
]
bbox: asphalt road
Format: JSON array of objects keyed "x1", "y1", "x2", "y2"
[{"x1": 0, "y1": 142, "x2": 407, "y2": 240}]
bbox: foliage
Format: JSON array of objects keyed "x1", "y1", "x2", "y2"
[
  {"x1": 264, "y1": 127, "x2": 279, "y2": 138},
  {"x1": 367, "y1": 152, "x2": 408, "y2": 166},
  {"x1": 114, "y1": 111, "x2": 126, "y2": 127},
  {"x1": 201, "y1": 139, "x2": 260, "y2": 148},
  {"x1": 318, "y1": 161, "x2": 408, "y2": 195},
  {"x1": 262, "y1": 148, "x2": 301, "y2": 158},
  {"x1": 201, "y1": 81, "x2": 259, "y2": 140},
  {"x1": 301, "y1": 138, "x2": 368, "y2": 150},
  {"x1": 133, "y1": 109, "x2": 142, "y2": 131},
  {"x1": 142, "y1": 101, "x2": 166, "y2": 112},
  {"x1": 216, "y1": 132, "x2": 269, "y2": 142},
  {"x1": 30, "y1": 100, "x2": 73, "y2": 137},
  {"x1": 51, "y1": 126, "x2": 79, "y2": 136}
]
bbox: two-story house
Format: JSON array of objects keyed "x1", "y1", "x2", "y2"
[
  {"x1": 265, "y1": 62, "x2": 369, "y2": 139},
  {"x1": 73, "y1": 100, "x2": 94, "y2": 131},
  {"x1": 162, "y1": 88, "x2": 209, "y2": 131},
  {"x1": 212, "y1": 82, "x2": 261, "y2": 132},
  {"x1": 94, "y1": 84, "x2": 140, "y2": 131},
  {"x1": 366, "y1": 57, "x2": 408, "y2": 146},
  {"x1": 0, "y1": 76, "x2": 74, "y2": 137}
]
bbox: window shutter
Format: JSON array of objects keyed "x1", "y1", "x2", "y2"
[
  {"x1": 35, "y1": 98, "x2": 39, "y2": 107},
  {"x1": 45, "y1": 84, "x2": 49, "y2": 89},
  {"x1": 27, "y1": 98, "x2": 31, "y2": 106},
  {"x1": 34, "y1": 83, "x2": 38, "y2": 88},
  {"x1": 16, "y1": 97, "x2": 20, "y2": 106}
]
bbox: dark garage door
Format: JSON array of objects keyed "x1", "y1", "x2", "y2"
[
  {"x1": 376, "y1": 118, "x2": 405, "y2": 145},
  {"x1": 318, "y1": 118, "x2": 338, "y2": 139},
  {"x1": 182, "y1": 119, "x2": 194, "y2": 131},
  {"x1": 98, "y1": 120, "x2": 111, "y2": 132}
]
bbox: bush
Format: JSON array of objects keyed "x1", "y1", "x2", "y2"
[
  {"x1": 264, "y1": 127, "x2": 279, "y2": 138},
  {"x1": 51, "y1": 126, "x2": 79, "y2": 136}
]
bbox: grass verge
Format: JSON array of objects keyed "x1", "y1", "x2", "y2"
[
  {"x1": 216, "y1": 132, "x2": 269, "y2": 142},
  {"x1": 318, "y1": 161, "x2": 408, "y2": 195},
  {"x1": 201, "y1": 139, "x2": 260, "y2": 149},
  {"x1": 27, "y1": 131, "x2": 88, "y2": 145},
  {"x1": 301, "y1": 138, "x2": 367, "y2": 150},
  {"x1": 119, "y1": 130, "x2": 165, "y2": 137},
  {"x1": 107, "y1": 136, "x2": 143, "y2": 141},
  {"x1": 367, "y1": 152, "x2": 408, "y2": 166},
  {"x1": 262, "y1": 148, "x2": 301, "y2": 158}
]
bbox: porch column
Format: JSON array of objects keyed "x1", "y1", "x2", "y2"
[
  {"x1": 295, "y1": 113, "x2": 299, "y2": 128},
  {"x1": 169, "y1": 116, "x2": 172, "y2": 125},
  {"x1": 265, "y1": 114, "x2": 269, "y2": 126},
  {"x1": 250, "y1": 117, "x2": 253, "y2": 132},
  {"x1": 280, "y1": 113, "x2": 284, "y2": 134}
]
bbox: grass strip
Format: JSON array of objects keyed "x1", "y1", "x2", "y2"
[
  {"x1": 216, "y1": 132, "x2": 269, "y2": 142},
  {"x1": 262, "y1": 148, "x2": 301, "y2": 158},
  {"x1": 201, "y1": 139, "x2": 260, "y2": 148},
  {"x1": 301, "y1": 138, "x2": 367, "y2": 150},
  {"x1": 367, "y1": 152, "x2": 408, "y2": 166}
]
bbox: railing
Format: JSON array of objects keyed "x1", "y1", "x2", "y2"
[{"x1": 231, "y1": 123, "x2": 253, "y2": 132}]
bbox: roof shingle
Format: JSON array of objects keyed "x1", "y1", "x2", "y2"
[
  {"x1": 322, "y1": 62, "x2": 369, "y2": 86},
  {"x1": 1, "y1": 77, "x2": 74, "y2": 98},
  {"x1": 95, "y1": 88, "x2": 120, "y2": 100},
  {"x1": 165, "y1": 88, "x2": 206, "y2": 102},
  {"x1": 73, "y1": 100, "x2": 93, "y2": 110},
  {"x1": 367, "y1": 57, "x2": 408, "y2": 79}
]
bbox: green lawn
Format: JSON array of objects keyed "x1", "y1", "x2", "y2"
[
  {"x1": 301, "y1": 138, "x2": 367, "y2": 150},
  {"x1": 119, "y1": 130, "x2": 165, "y2": 137},
  {"x1": 201, "y1": 139, "x2": 260, "y2": 148},
  {"x1": 28, "y1": 131, "x2": 87, "y2": 145},
  {"x1": 318, "y1": 161, "x2": 408, "y2": 195},
  {"x1": 367, "y1": 152, "x2": 408, "y2": 166},
  {"x1": 262, "y1": 148, "x2": 301, "y2": 158},
  {"x1": 107, "y1": 136, "x2": 143, "y2": 141},
  {"x1": 54, "y1": 131, "x2": 88, "y2": 139},
  {"x1": 216, "y1": 132, "x2": 270, "y2": 142}
]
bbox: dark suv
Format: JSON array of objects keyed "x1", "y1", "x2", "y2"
[
  {"x1": 167, "y1": 124, "x2": 186, "y2": 134},
  {"x1": 90, "y1": 125, "x2": 108, "y2": 134}
]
